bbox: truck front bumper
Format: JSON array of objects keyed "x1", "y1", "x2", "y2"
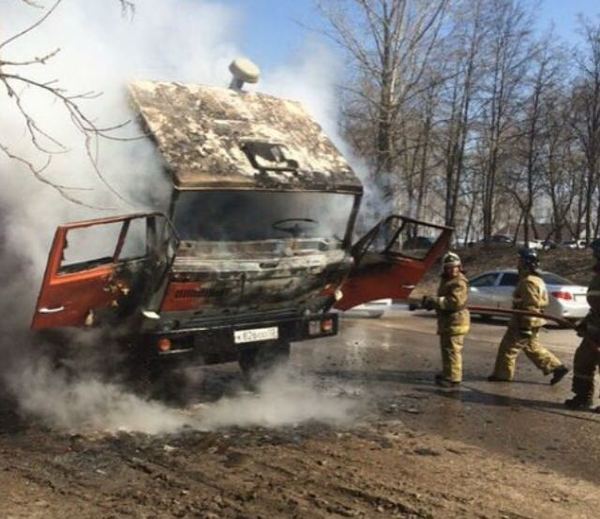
[{"x1": 140, "y1": 312, "x2": 339, "y2": 365}]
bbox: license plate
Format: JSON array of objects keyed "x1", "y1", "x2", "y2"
[
  {"x1": 575, "y1": 295, "x2": 587, "y2": 303},
  {"x1": 234, "y1": 326, "x2": 279, "y2": 344}
]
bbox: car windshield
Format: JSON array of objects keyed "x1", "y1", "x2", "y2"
[
  {"x1": 172, "y1": 191, "x2": 356, "y2": 243},
  {"x1": 542, "y1": 272, "x2": 575, "y2": 285},
  {"x1": 470, "y1": 273, "x2": 498, "y2": 287},
  {"x1": 499, "y1": 272, "x2": 519, "y2": 286}
]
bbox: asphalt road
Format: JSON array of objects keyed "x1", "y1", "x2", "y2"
[{"x1": 294, "y1": 307, "x2": 600, "y2": 486}]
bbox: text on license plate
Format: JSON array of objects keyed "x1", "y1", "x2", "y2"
[{"x1": 234, "y1": 326, "x2": 279, "y2": 344}]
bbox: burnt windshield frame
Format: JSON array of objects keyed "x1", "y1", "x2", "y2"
[{"x1": 170, "y1": 190, "x2": 359, "y2": 246}]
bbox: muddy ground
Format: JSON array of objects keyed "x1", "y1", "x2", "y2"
[
  {"x1": 3, "y1": 413, "x2": 597, "y2": 519},
  {"x1": 1, "y1": 310, "x2": 599, "y2": 519}
]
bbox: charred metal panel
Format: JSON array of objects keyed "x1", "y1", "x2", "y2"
[
  {"x1": 128, "y1": 81, "x2": 362, "y2": 193},
  {"x1": 159, "y1": 247, "x2": 351, "y2": 317}
]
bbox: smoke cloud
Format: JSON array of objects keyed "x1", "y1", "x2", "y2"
[
  {"x1": 193, "y1": 366, "x2": 358, "y2": 430},
  {"x1": 6, "y1": 361, "x2": 358, "y2": 434},
  {"x1": 0, "y1": 0, "x2": 362, "y2": 434},
  {"x1": 0, "y1": 0, "x2": 243, "y2": 274}
]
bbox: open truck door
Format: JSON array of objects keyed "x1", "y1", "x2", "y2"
[
  {"x1": 31, "y1": 212, "x2": 176, "y2": 330},
  {"x1": 335, "y1": 216, "x2": 452, "y2": 311}
]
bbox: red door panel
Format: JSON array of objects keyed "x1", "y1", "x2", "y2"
[
  {"x1": 335, "y1": 216, "x2": 452, "y2": 311},
  {"x1": 31, "y1": 212, "x2": 165, "y2": 330}
]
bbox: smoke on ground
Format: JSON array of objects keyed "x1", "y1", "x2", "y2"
[
  {"x1": 192, "y1": 366, "x2": 358, "y2": 430},
  {"x1": 6, "y1": 360, "x2": 359, "y2": 434}
]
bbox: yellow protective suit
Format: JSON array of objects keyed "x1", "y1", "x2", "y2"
[
  {"x1": 571, "y1": 270, "x2": 600, "y2": 401},
  {"x1": 490, "y1": 272, "x2": 563, "y2": 380},
  {"x1": 430, "y1": 273, "x2": 470, "y2": 383}
]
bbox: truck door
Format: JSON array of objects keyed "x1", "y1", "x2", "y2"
[
  {"x1": 335, "y1": 216, "x2": 452, "y2": 310},
  {"x1": 31, "y1": 213, "x2": 176, "y2": 330}
]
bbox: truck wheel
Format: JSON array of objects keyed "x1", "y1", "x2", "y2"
[
  {"x1": 238, "y1": 340, "x2": 290, "y2": 384},
  {"x1": 123, "y1": 356, "x2": 155, "y2": 397},
  {"x1": 126, "y1": 361, "x2": 187, "y2": 403}
]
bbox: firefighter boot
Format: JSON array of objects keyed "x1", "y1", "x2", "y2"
[
  {"x1": 435, "y1": 373, "x2": 460, "y2": 388},
  {"x1": 487, "y1": 375, "x2": 510, "y2": 382},
  {"x1": 565, "y1": 395, "x2": 593, "y2": 410},
  {"x1": 550, "y1": 365, "x2": 569, "y2": 385}
]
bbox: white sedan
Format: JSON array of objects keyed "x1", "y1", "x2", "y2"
[{"x1": 468, "y1": 270, "x2": 589, "y2": 321}]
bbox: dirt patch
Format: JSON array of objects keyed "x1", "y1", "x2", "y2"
[{"x1": 1, "y1": 415, "x2": 597, "y2": 518}]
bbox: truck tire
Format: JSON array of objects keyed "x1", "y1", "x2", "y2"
[
  {"x1": 238, "y1": 340, "x2": 290, "y2": 384},
  {"x1": 125, "y1": 359, "x2": 188, "y2": 404},
  {"x1": 123, "y1": 355, "x2": 154, "y2": 396}
]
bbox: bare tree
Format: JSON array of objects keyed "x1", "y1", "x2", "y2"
[
  {"x1": 571, "y1": 17, "x2": 600, "y2": 242},
  {"x1": 0, "y1": 0, "x2": 135, "y2": 205},
  {"x1": 543, "y1": 99, "x2": 580, "y2": 242},
  {"x1": 477, "y1": 0, "x2": 534, "y2": 241},
  {"x1": 437, "y1": 0, "x2": 485, "y2": 227},
  {"x1": 503, "y1": 39, "x2": 564, "y2": 243},
  {"x1": 314, "y1": 0, "x2": 597, "y2": 243},
  {"x1": 318, "y1": 0, "x2": 449, "y2": 214}
]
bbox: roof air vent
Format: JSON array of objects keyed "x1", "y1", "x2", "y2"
[{"x1": 229, "y1": 58, "x2": 260, "y2": 91}]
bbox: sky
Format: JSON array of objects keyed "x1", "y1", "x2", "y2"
[{"x1": 224, "y1": 0, "x2": 600, "y2": 73}]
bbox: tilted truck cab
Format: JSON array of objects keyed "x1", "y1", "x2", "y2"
[{"x1": 31, "y1": 60, "x2": 452, "y2": 385}]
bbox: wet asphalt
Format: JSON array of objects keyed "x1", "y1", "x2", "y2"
[{"x1": 291, "y1": 308, "x2": 600, "y2": 486}]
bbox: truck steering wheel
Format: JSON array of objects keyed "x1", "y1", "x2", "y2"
[{"x1": 272, "y1": 218, "x2": 318, "y2": 237}]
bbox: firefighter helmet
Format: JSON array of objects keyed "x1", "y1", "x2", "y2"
[
  {"x1": 442, "y1": 251, "x2": 462, "y2": 267},
  {"x1": 518, "y1": 247, "x2": 539, "y2": 268}
]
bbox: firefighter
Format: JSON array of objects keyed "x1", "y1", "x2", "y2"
[
  {"x1": 422, "y1": 252, "x2": 470, "y2": 388},
  {"x1": 488, "y1": 248, "x2": 569, "y2": 384},
  {"x1": 564, "y1": 239, "x2": 600, "y2": 410}
]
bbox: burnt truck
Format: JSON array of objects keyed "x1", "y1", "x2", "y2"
[{"x1": 31, "y1": 59, "x2": 452, "y2": 384}]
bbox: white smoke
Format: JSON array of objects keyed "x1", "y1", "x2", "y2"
[
  {"x1": 6, "y1": 357, "x2": 190, "y2": 434},
  {"x1": 6, "y1": 361, "x2": 358, "y2": 434},
  {"x1": 0, "y1": 0, "x2": 242, "y2": 273},
  {"x1": 0, "y1": 0, "x2": 363, "y2": 434},
  {"x1": 193, "y1": 365, "x2": 358, "y2": 430}
]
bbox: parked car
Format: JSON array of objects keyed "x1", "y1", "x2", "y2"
[
  {"x1": 518, "y1": 239, "x2": 543, "y2": 250},
  {"x1": 476, "y1": 234, "x2": 513, "y2": 248},
  {"x1": 561, "y1": 239, "x2": 586, "y2": 250},
  {"x1": 468, "y1": 269, "x2": 589, "y2": 322},
  {"x1": 542, "y1": 239, "x2": 558, "y2": 250},
  {"x1": 491, "y1": 234, "x2": 513, "y2": 243},
  {"x1": 342, "y1": 299, "x2": 393, "y2": 318}
]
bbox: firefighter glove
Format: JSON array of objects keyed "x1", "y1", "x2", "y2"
[
  {"x1": 575, "y1": 319, "x2": 587, "y2": 338},
  {"x1": 421, "y1": 296, "x2": 436, "y2": 311}
]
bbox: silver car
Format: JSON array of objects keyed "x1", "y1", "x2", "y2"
[{"x1": 468, "y1": 270, "x2": 589, "y2": 321}]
